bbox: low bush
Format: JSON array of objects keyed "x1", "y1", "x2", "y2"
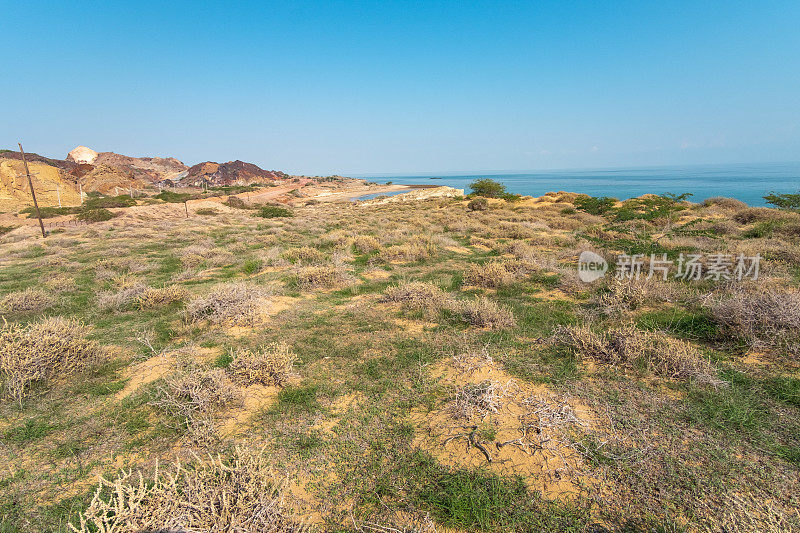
[
  {"x1": 382, "y1": 282, "x2": 448, "y2": 310},
  {"x1": 229, "y1": 342, "x2": 296, "y2": 386},
  {"x1": 136, "y1": 285, "x2": 188, "y2": 309},
  {"x1": 467, "y1": 198, "x2": 489, "y2": 211},
  {"x1": 709, "y1": 289, "x2": 800, "y2": 355},
  {"x1": 352, "y1": 235, "x2": 381, "y2": 253},
  {"x1": 195, "y1": 207, "x2": 218, "y2": 216},
  {"x1": 703, "y1": 197, "x2": 748, "y2": 209},
  {"x1": 83, "y1": 195, "x2": 137, "y2": 209},
  {"x1": 732, "y1": 207, "x2": 778, "y2": 224},
  {"x1": 295, "y1": 265, "x2": 350, "y2": 289},
  {"x1": 283, "y1": 246, "x2": 325, "y2": 264},
  {"x1": 71, "y1": 448, "x2": 307, "y2": 532},
  {"x1": 96, "y1": 281, "x2": 148, "y2": 310},
  {"x1": 464, "y1": 261, "x2": 516, "y2": 288},
  {"x1": 154, "y1": 191, "x2": 198, "y2": 203},
  {"x1": 448, "y1": 296, "x2": 516, "y2": 329},
  {"x1": 254, "y1": 205, "x2": 293, "y2": 218},
  {"x1": 0, "y1": 318, "x2": 100, "y2": 403},
  {"x1": 224, "y1": 196, "x2": 252, "y2": 209},
  {"x1": 75, "y1": 208, "x2": 117, "y2": 222},
  {"x1": 150, "y1": 367, "x2": 241, "y2": 442},
  {"x1": 574, "y1": 195, "x2": 617, "y2": 216},
  {"x1": 0, "y1": 287, "x2": 56, "y2": 313},
  {"x1": 20, "y1": 206, "x2": 81, "y2": 218},
  {"x1": 549, "y1": 324, "x2": 721, "y2": 384},
  {"x1": 185, "y1": 283, "x2": 271, "y2": 325}
]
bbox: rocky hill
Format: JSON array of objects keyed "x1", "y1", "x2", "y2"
[
  {"x1": 0, "y1": 146, "x2": 291, "y2": 208},
  {"x1": 178, "y1": 160, "x2": 287, "y2": 187}
]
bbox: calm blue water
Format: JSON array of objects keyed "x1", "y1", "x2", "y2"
[{"x1": 360, "y1": 162, "x2": 800, "y2": 207}]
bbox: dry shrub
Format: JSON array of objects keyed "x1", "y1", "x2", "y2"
[
  {"x1": 0, "y1": 287, "x2": 56, "y2": 313},
  {"x1": 70, "y1": 448, "x2": 307, "y2": 533},
  {"x1": 550, "y1": 324, "x2": 721, "y2": 384},
  {"x1": 377, "y1": 236, "x2": 437, "y2": 262},
  {"x1": 703, "y1": 197, "x2": 748, "y2": 210},
  {"x1": 448, "y1": 296, "x2": 516, "y2": 329},
  {"x1": 151, "y1": 367, "x2": 241, "y2": 442},
  {"x1": 96, "y1": 280, "x2": 147, "y2": 310},
  {"x1": 382, "y1": 282, "x2": 448, "y2": 310},
  {"x1": 595, "y1": 278, "x2": 681, "y2": 315},
  {"x1": 709, "y1": 289, "x2": 800, "y2": 355},
  {"x1": 464, "y1": 261, "x2": 515, "y2": 288},
  {"x1": 44, "y1": 274, "x2": 77, "y2": 293},
  {"x1": 453, "y1": 380, "x2": 509, "y2": 419},
  {"x1": 0, "y1": 318, "x2": 100, "y2": 403},
  {"x1": 295, "y1": 265, "x2": 351, "y2": 289},
  {"x1": 135, "y1": 285, "x2": 188, "y2": 309},
  {"x1": 733, "y1": 207, "x2": 780, "y2": 224},
  {"x1": 352, "y1": 235, "x2": 381, "y2": 253},
  {"x1": 283, "y1": 246, "x2": 325, "y2": 264},
  {"x1": 186, "y1": 282, "x2": 271, "y2": 325},
  {"x1": 229, "y1": 342, "x2": 296, "y2": 386}
]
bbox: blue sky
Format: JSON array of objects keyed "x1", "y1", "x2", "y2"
[{"x1": 2, "y1": 1, "x2": 799, "y2": 175}]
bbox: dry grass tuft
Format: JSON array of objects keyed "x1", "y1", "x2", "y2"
[
  {"x1": 448, "y1": 296, "x2": 516, "y2": 329},
  {"x1": 377, "y1": 236, "x2": 437, "y2": 263},
  {"x1": 464, "y1": 261, "x2": 516, "y2": 288},
  {"x1": 96, "y1": 280, "x2": 147, "y2": 311},
  {"x1": 0, "y1": 287, "x2": 56, "y2": 313},
  {"x1": 550, "y1": 324, "x2": 722, "y2": 384},
  {"x1": 229, "y1": 342, "x2": 296, "y2": 386},
  {"x1": 136, "y1": 285, "x2": 188, "y2": 309},
  {"x1": 295, "y1": 265, "x2": 351, "y2": 289},
  {"x1": 595, "y1": 278, "x2": 681, "y2": 315},
  {"x1": 70, "y1": 448, "x2": 307, "y2": 532},
  {"x1": 709, "y1": 289, "x2": 800, "y2": 355},
  {"x1": 151, "y1": 367, "x2": 242, "y2": 442},
  {"x1": 703, "y1": 197, "x2": 748, "y2": 210},
  {"x1": 283, "y1": 246, "x2": 326, "y2": 264},
  {"x1": 382, "y1": 282, "x2": 448, "y2": 309},
  {"x1": 351, "y1": 235, "x2": 381, "y2": 253},
  {"x1": 186, "y1": 282, "x2": 271, "y2": 325},
  {"x1": 0, "y1": 318, "x2": 100, "y2": 404}
]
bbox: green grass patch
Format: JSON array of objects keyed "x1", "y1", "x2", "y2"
[
  {"x1": 4, "y1": 418, "x2": 57, "y2": 443},
  {"x1": 636, "y1": 307, "x2": 718, "y2": 341},
  {"x1": 254, "y1": 205, "x2": 293, "y2": 218}
]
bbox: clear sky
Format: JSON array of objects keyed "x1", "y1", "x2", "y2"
[{"x1": 2, "y1": 1, "x2": 799, "y2": 175}]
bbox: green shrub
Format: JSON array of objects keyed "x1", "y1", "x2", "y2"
[
  {"x1": 467, "y1": 198, "x2": 489, "y2": 211},
  {"x1": 83, "y1": 195, "x2": 137, "y2": 209},
  {"x1": 154, "y1": 191, "x2": 198, "y2": 203},
  {"x1": 764, "y1": 191, "x2": 800, "y2": 211},
  {"x1": 573, "y1": 195, "x2": 617, "y2": 216},
  {"x1": 19, "y1": 206, "x2": 81, "y2": 218},
  {"x1": 469, "y1": 178, "x2": 507, "y2": 198},
  {"x1": 75, "y1": 209, "x2": 116, "y2": 222},
  {"x1": 254, "y1": 205, "x2": 293, "y2": 218},
  {"x1": 195, "y1": 208, "x2": 218, "y2": 216}
]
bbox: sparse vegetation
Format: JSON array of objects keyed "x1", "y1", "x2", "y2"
[
  {"x1": 0, "y1": 187, "x2": 798, "y2": 531},
  {"x1": 0, "y1": 318, "x2": 100, "y2": 404},
  {"x1": 254, "y1": 205, "x2": 293, "y2": 218}
]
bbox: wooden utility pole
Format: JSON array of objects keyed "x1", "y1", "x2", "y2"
[{"x1": 18, "y1": 143, "x2": 46, "y2": 238}]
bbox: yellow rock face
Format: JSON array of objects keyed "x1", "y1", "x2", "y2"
[{"x1": 0, "y1": 159, "x2": 81, "y2": 209}]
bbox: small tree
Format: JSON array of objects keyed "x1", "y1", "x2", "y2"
[
  {"x1": 764, "y1": 192, "x2": 800, "y2": 211},
  {"x1": 469, "y1": 179, "x2": 507, "y2": 198}
]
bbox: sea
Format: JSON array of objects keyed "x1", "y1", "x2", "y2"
[{"x1": 358, "y1": 162, "x2": 800, "y2": 207}]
